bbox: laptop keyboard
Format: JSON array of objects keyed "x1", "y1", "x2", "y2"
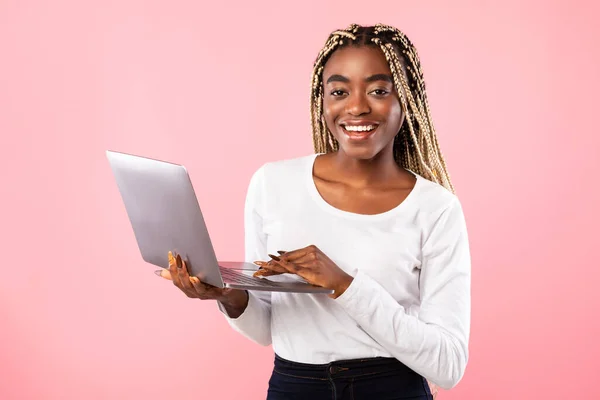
[{"x1": 219, "y1": 266, "x2": 284, "y2": 287}]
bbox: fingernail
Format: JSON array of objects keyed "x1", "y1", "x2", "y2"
[
  {"x1": 154, "y1": 270, "x2": 162, "y2": 276},
  {"x1": 253, "y1": 261, "x2": 266, "y2": 266},
  {"x1": 268, "y1": 254, "x2": 281, "y2": 261},
  {"x1": 176, "y1": 254, "x2": 183, "y2": 268},
  {"x1": 277, "y1": 250, "x2": 287, "y2": 255}
]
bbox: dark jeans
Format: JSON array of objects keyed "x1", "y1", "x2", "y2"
[{"x1": 267, "y1": 354, "x2": 433, "y2": 400}]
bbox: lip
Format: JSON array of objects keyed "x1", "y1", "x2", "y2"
[
  {"x1": 339, "y1": 120, "x2": 380, "y2": 141},
  {"x1": 339, "y1": 119, "x2": 380, "y2": 127}
]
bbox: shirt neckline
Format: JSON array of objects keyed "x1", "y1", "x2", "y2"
[{"x1": 305, "y1": 153, "x2": 422, "y2": 221}]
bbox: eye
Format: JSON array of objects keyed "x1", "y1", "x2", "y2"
[
  {"x1": 370, "y1": 89, "x2": 389, "y2": 96},
  {"x1": 330, "y1": 89, "x2": 347, "y2": 97}
]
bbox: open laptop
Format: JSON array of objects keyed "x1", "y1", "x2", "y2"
[{"x1": 106, "y1": 150, "x2": 333, "y2": 294}]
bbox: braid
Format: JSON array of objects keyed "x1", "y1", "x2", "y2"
[
  {"x1": 309, "y1": 24, "x2": 455, "y2": 193},
  {"x1": 310, "y1": 27, "x2": 359, "y2": 154}
]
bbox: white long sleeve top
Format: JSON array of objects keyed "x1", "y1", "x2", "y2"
[{"x1": 218, "y1": 154, "x2": 471, "y2": 389}]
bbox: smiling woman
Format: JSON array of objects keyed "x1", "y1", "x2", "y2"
[
  {"x1": 324, "y1": 51, "x2": 403, "y2": 152},
  {"x1": 158, "y1": 23, "x2": 470, "y2": 400},
  {"x1": 323, "y1": 48, "x2": 403, "y2": 153}
]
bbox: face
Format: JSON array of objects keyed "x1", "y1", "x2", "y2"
[{"x1": 322, "y1": 46, "x2": 404, "y2": 160}]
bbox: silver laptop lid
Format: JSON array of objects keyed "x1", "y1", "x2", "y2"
[{"x1": 106, "y1": 150, "x2": 225, "y2": 288}]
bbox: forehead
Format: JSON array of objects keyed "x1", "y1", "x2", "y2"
[{"x1": 323, "y1": 46, "x2": 392, "y2": 80}]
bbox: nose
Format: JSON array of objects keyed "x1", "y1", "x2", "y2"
[{"x1": 345, "y1": 92, "x2": 370, "y2": 116}]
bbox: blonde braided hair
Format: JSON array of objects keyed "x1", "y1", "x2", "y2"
[{"x1": 310, "y1": 24, "x2": 454, "y2": 193}]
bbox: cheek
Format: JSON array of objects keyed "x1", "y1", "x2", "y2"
[
  {"x1": 322, "y1": 99, "x2": 339, "y2": 126},
  {"x1": 322, "y1": 97, "x2": 336, "y2": 115},
  {"x1": 383, "y1": 99, "x2": 403, "y2": 130}
]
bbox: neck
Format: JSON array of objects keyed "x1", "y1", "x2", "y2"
[{"x1": 330, "y1": 147, "x2": 402, "y2": 187}]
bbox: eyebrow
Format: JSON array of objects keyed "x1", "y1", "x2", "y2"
[{"x1": 325, "y1": 74, "x2": 393, "y2": 84}]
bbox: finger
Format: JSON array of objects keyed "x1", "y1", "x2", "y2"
[
  {"x1": 155, "y1": 269, "x2": 172, "y2": 280},
  {"x1": 282, "y1": 261, "x2": 318, "y2": 284},
  {"x1": 253, "y1": 263, "x2": 289, "y2": 278},
  {"x1": 169, "y1": 251, "x2": 184, "y2": 288},
  {"x1": 279, "y1": 245, "x2": 317, "y2": 262},
  {"x1": 253, "y1": 268, "x2": 285, "y2": 277},
  {"x1": 275, "y1": 255, "x2": 319, "y2": 279},
  {"x1": 189, "y1": 276, "x2": 212, "y2": 297},
  {"x1": 254, "y1": 261, "x2": 287, "y2": 274},
  {"x1": 190, "y1": 277, "x2": 223, "y2": 299},
  {"x1": 268, "y1": 254, "x2": 282, "y2": 262},
  {"x1": 189, "y1": 276, "x2": 206, "y2": 291},
  {"x1": 271, "y1": 259, "x2": 302, "y2": 275},
  {"x1": 176, "y1": 255, "x2": 195, "y2": 292}
]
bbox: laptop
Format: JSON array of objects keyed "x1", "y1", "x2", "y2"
[{"x1": 106, "y1": 150, "x2": 333, "y2": 294}]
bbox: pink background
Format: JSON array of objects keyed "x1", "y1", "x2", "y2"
[{"x1": 1, "y1": 0, "x2": 598, "y2": 399}]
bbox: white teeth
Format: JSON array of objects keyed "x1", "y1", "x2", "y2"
[{"x1": 343, "y1": 125, "x2": 376, "y2": 132}]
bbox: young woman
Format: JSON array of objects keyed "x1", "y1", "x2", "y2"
[{"x1": 159, "y1": 24, "x2": 471, "y2": 400}]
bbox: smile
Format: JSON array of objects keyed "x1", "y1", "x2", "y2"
[
  {"x1": 343, "y1": 125, "x2": 377, "y2": 132},
  {"x1": 340, "y1": 123, "x2": 379, "y2": 140}
]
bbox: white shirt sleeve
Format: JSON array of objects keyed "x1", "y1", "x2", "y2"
[
  {"x1": 218, "y1": 165, "x2": 273, "y2": 346},
  {"x1": 334, "y1": 197, "x2": 471, "y2": 389}
]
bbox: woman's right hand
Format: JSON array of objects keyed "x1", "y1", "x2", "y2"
[{"x1": 156, "y1": 251, "x2": 248, "y2": 310}]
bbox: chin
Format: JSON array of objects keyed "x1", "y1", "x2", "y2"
[
  {"x1": 338, "y1": 143, "x2": 381, "y2": 160},
  {"x1": 334, "y1": 128, "x2": 389, "y2": 160}
]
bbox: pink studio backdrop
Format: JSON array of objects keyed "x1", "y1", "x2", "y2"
[{"x1": 1, "y1": 1, "x2": 598, "y2": 399}]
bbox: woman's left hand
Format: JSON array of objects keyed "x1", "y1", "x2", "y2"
[{"x1": 253, "y1": 245, "x2": 354, "y2": 298}]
